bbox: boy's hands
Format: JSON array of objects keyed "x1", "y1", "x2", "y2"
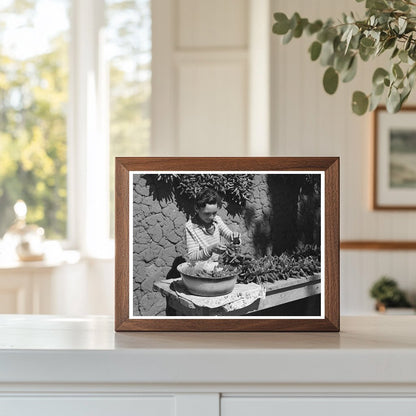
[
  {"x1": 207, "y1": 242, "x2": 227, "y2": 255},
  {"x1": 232, "y1": 232, "x2": 242, "y2": 245}
]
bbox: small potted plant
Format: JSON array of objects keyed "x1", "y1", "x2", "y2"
[{"x1": 369, "y1": 276, "x2": 413, "y2": 313}]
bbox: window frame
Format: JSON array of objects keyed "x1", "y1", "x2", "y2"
[{"x1": 67, "y1": 0, "x2": 112, "y2": 258}]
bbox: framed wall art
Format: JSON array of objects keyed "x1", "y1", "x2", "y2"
[
  {"x1": 373, "y1": 106, "x2": 416, "y2": 210},
  {"x1": 115, "y1": 157, "x2": 339, "y2": 331}
]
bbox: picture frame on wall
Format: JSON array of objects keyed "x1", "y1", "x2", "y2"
[
  {"x1": 115, "y1": 157, "x2": 339, "y2": 332},
  {"x1": 374, "y1": 106, "x2": 416, "y2": 210}
]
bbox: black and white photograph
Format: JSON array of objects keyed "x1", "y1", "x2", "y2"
[{"x1": 130, "y1": 172, "x2": 324, "y2": 318}]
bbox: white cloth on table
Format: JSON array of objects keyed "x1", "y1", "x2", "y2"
[{"x1": 170, "y1": 280, "x2": 266, "y2": 312}]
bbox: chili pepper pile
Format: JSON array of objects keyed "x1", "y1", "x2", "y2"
[
  {"x1": 218, "y1": 245, "x2": 321, "y2": 285},
  {"x1": 182, "y1": 263, "x2": 237, "y2": 279}
]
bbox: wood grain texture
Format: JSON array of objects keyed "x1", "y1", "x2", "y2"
[
  {"x1": 115, "y1": 156, "x2": 338, "y2": 171},
  {"x1": 325, "y1": 157, "x2": 340, "y2": 331},
  {"x1": 341, "y1": 241, "x2": 416, "y2": 250},
  {"x1": 114, "y1": 157, "x2": 340, "y2": 332},
  {"x1": 115, "y1": 159, "x2": 130, "y2": 330}
]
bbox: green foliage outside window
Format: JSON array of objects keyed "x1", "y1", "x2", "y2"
[
  {"x1": 0, "y1": 0, "x2": 151, "y2": 240},
  {"x1": 0, "y1": 1, "x2": 69, "y2": 238},
  {"x1": 107, "y1": 0, "x2": 151, "y2": 237}
]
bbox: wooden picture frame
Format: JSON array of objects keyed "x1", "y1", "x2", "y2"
[
  {"x1": 115, "y1": 157, "x2": 339, "y2": 331},
  {"x1": 373, "y1": 106, "x2": 416, "y2": 210}
]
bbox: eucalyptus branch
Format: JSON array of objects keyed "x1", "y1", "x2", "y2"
[{"x1": 272, "y1": 0, "x2": 416, "y2": 115}]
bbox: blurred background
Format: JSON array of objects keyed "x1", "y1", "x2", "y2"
[{"x1": 0, "y1": 0, "x2": 415, "y2": 316}]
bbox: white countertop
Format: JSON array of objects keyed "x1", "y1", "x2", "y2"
[{"x1": 0, "y1": 315, "x2": 415, "y2": 387}]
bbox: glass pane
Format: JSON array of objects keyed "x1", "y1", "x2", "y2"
[
  {"x1": 106, "y1": 0, "x2": 151, "y2": 237},
  {"x1": 0, "y1": 0, "x2": 70, "y2": 239}
]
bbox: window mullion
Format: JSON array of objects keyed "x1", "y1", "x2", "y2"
[{"x1": 69, "y1": 0, "x2": 109, "y2": 256}]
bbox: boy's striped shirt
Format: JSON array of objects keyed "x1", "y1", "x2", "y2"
[{"x1": 185, "y1": 215, "x2": 233, "y2": 261}]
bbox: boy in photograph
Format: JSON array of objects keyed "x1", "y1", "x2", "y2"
[{"x1": 185, "y1": 188, "x2": 240, "y2": 261}]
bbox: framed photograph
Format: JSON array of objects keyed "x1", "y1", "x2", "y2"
[
  {"x1": 115, "y1": 157, "x2": 339, "y2": 331},
  {"x1": 374, "y1": 106, "x2": 416, "y2": 209}
]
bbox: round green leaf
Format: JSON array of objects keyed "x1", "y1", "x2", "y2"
[
  {"x1": 342, "y1": 56, "x2": 358, "y2": 83},
  {"x1": 349, "y1": 32, "x2": 361, "y2": 50},
  {"x1": 293, "y1": 18, "x2": 308, "y2": 38},
  {"x1": 399, "y1": 50, "x2": 408, "y2": 63},
  {"x1": 400, "y1": 88, "x2": 411, "y2": 107},
  {"x1": 384, "y1": 37, "x2": 396, "y2": 50},
  {"x1": 360, "y1": 37, "x2": 375, "y2": 48},
  {"x1": 273, "y1": 13, "x2": 290, "y2": 35},
  {"x1": 293, "y1": 23, "x2": 303, "y2": 38},
  {"x1": 372, "y1": 68, "x2": 389, "y2": 86},
  {"x1": 307, "y1": 20, "x2": 323, "y2": 35},
  {"x1": 373, "y1": 82, "x2": 385, "y2": 96},
  {"x1": 409, "y1": 45, "x2": 416, "y2": 61},
  {"x1": 391, "y1": 47, "x2": 399, "y2": 59},
  {"x1": 393, "y1": 0, "x2": 409, "y2": 11},
  {"x1": 290, "y1": 13, "x2": 301, "y2": 30},
  {"x1": 317, "y1": 30, "x2": 328, "y2": 43},
  {"x1": 367, "y1": 0, "x2": 388, "y2": 11},
  {"x1": 369, "y1": 92, "x2": 383, "y2": 112},
  {"x1": 387, "y1": 87, "x2": 401, "y2": 113},
  {"x1": 309, "y1": 41, "x2": 322, "y2": 61},
  {"x1": 398, "y1": 16, "x2": 407, "y2": 34},
  {"x1": 393, "y1": 63, "x2": 404, "y2": 79},
  {"x1": 408, "y1": 65, "x2": 416, "y2": 86},
  {"x1": 335, "y1": 51, "x2": 354, "y2": 73},
  {"x1": 405, "y1": 34, "x2": 413, "y2": 51},
  {"x1": 359, "y1": 44, "x2": 375, "y2": 61},
  {"x1": 282, "y1": 29, "x2": 293, "y2": 44},
  {"x1": 320, "y1": 41, "x2": 335, "y2": 66},
  {"x1": 409, "y1": 64, "x2": 416, "y2": 75},
  {"x1": 323, "y1": 67, "x2": 339, "y2": 95},
  {"x1": 352, "y1": 91, "x2": 369, "y2": 115}
]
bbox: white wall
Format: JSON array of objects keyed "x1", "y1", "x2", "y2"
[
  {"x1": 271, "y1": 0, "x2": 416, "y2": 313},
  {"x1": 152, "y1": 0, "x2": 270, "y2": 156},
  {"x1": 38, "y1": 0, "x2": 416, "y2": 316},
  {"x1": 152, "y1": 0, "x2": 416, "y2": 314}
]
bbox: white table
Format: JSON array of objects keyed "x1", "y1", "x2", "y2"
[
  {"x1": 0, "y1": 315, "x2": 416, "y2": 415},
  {"x1": 0, "y1": 251, "x2": 80, "y2": 314}
]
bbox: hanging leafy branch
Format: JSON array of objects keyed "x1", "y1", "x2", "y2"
[
  {"x1": 144, "y1": 174, "x2": 254, "y2": 217},
  {"x1": 273, "y1": 0, "x2": 416, "y2": 115}
]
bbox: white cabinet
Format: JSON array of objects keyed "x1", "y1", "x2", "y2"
[
  {"x1": 1, "y1": 396, "x2": 175, "y2": 416},
  {"x1": 0, "y1": 316, "x2": 415, "y2": 415},
  {"x1": 3, "y1": 395, "x2": 416, "y2": 416},
  {"x1": 222, "y1": 398, "x2": 416, "y2": 416}
]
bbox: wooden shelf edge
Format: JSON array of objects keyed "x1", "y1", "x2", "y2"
[{"x1": 341, "y1": 241, "x2": 416, "y2": 250}]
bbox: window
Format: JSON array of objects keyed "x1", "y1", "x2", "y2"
[
  {"x1": 0, "y1": 0, "x2": 151, "y2": 253},
  {"x1": 106, "y1": 0, "x2": 151, "y2": 237},
  {"x1": 0, "y1": 0, "x2": 70, "y2": 239}
]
